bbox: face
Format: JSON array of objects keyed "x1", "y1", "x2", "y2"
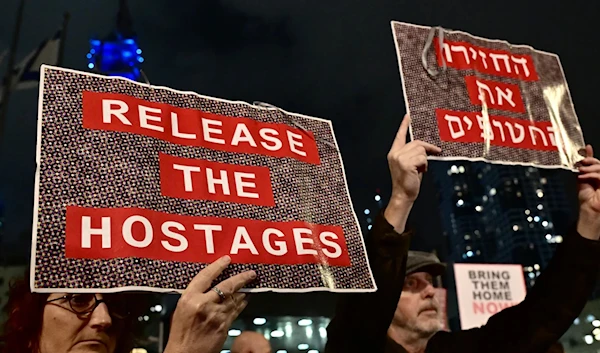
[
  {"x1": 391, "y1": 272, "x2": 443, "y2": 337},
  {"x1": 231, "y1": 332, "x2": 272, "y2": 353},
  {"x1": 39, "y1": 293, "x2": 123, "y2": 353}
]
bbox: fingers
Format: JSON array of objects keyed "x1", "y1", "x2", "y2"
[
  {"x1": 184, "y1": 256, "x2": 232, "y2": 294},
  {"x1": 578, "y1": 173, "x2": 600, "y2": 182},
  {"x1": 205, "y1": 270, "x2": 256, "y2": 303},
  {"x1": 404, "y1": 140, "x2": 442, "y2": 155},
  {"x1": 578, "y1": 157, "x2": 600, "y2": 167},
  {"x1": 389, "y1": 114, "x2": 410, "y2": 152},
  {"x1": 579, "y1": 164, "x2": 600, "y2": 173},
  {"x1": 388, "y1": 140, "x2": 441, "y2": 162},
  {"x1": 220, "y1": 293, "x2": 247, "y2": 312},
  {"x1": 229, "y1": 298, "x2": 249, "y2": 322},
  {"x1": 587, "y1": 144, "x2": 594, "y2": 158}
]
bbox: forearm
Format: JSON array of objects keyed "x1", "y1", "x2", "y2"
[
  {"x1": 325, "y1": 210, "x2": 411, "y2": 353},
  {"x1": 450, "y1": 226, "x2": 600, "y2": 353},
  {"x1": 383, "y1": 196, "x2": 413, "y2": 233}
]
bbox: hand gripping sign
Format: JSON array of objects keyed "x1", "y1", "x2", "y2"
[
  {"x1": 391, "y1": 21, "x2": 586, "y2": 170},
  {"x1": 31, "y1": 66, "x2": 375, "y2": 293}
]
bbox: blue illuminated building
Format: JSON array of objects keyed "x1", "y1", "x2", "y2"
[{"x1": 87, "y1": 0, "x2": 144, "y2": 81}]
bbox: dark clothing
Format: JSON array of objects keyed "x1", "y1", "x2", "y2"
[{"x1": 325, "y1": 211, "x2": 600, "y2": 353}]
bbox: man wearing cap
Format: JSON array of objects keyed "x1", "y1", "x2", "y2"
[{"x1": 325, "y1": 115, "x2": 600, "y2": 353}]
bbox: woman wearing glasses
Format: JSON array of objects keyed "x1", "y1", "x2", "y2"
[{"x1": 1, "y1": 255, "x2": 256, "y2": 353}]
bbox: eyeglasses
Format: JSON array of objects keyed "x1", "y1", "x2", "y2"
[{"x1": 46, "y1": 294, "x2": 130, "y2": 319}]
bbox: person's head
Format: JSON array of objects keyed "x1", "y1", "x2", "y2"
[
  {"x1": 230, "y1": 331, "x2": 272, "y2": 353},
  {"x1": 1, "y1": 273, "x2": 145, "y2": 353},
  {"x1": 391, "y1": 251, "x2": 446, "y2": 339}
]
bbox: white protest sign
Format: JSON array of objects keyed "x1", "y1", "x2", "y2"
[{"x1": 454, "y1": 263, "x2": 527, "y2": 329}]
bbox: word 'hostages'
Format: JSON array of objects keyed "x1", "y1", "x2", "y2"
[
  {"x1": 436, "y1": 109, "x2": 558, "y2": 151},
  {"x1": 66, "y1": 206, "x2": 351, "y2": 266}
]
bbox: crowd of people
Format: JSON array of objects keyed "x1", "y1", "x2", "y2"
[{"x1": 2, "y1": 115, "x2": 599, "y2": 353}]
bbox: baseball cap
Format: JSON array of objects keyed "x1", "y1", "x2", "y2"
[{"x1": 406, "y1": 251, "x2": 446, "y2": 277}]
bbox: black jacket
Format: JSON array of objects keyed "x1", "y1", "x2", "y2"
[{"x1": 325, "y1": 211, "x2": 600, "y2": 353}]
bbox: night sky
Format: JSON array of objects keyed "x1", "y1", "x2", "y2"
[{"x1": 0, "y1": 0, "x2": 598, "y2": 261}]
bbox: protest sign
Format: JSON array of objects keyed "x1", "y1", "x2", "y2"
[
  {"x1": 30, "y1": 65, "x2": 375, "y2": 293},
  {"x1": 391, "y1": 21, "x2": 586, "y2": 170},
  {"x1": 453, "y1": 263, "x2": 526, "y2": 329}
]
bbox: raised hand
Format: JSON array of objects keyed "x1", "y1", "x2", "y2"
[
  {"x1": 164, "y1": 256, "x2": 256, "y2": 353},
  {"x1": 384, "y1": 114, "x2": 441, "y2": 232},
  {"x1": 577, "y1": 144, "x2": 600, "y2": 240}
]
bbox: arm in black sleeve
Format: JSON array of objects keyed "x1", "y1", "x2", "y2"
[
  {"x1": 325, "y1": 210, "x2": 411, "y2": 353},
  {"x1": 427, "y1": 226, "x2": 600, "y2": 353}
]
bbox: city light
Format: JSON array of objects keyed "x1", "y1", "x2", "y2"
[
  {"x1": 533, "y1": 216, "x2": 540, "y2": 222},
  {"x1": 464, "y1": 234, "x2": 471, "y2": 240},
  {"x1": 298, "y1": 344, "x2": 309, "y2": 350},
  {"x1": 574, "y1": 318, "x2": 581, "y2": 325},
  {"x1": 593, "y1": 320, "x2": 600, "y2": 327},
  {"x1": 527, "y1": 216, "x2": 533, "y2": 222},
  {"x1": 466, "y1": 251, "x2": 474, "y2": 257},
  {"x1": 512, "y1": 225, "x2": 519, "y2": 231},
  {"x1": 298, "y1": 319, "x2": 313, "y2": 326},
  {"x1": 475, "y1": 205, "x2": 483, "y2": 212},
  {"x1": 537, "y1": 204, "x2": 543, "y2": 210},
  {"x1": 143, "y1": 315, "x2": 149, "y2": 321},
  {"x1": 319, "y1": 326, "x2": 327, "y2": 338},
  {"x1": 228, "y1": 329, "x2": 241, "y2": 337},
  {"x1": 489, "y1": 188, "x2": 496, "y2": 196},
  {"x1": 131, "y1": 349, "x2": 148, "y2": 353},
  {"x1": 525, "y1": 209, "x2": 530, "y2": 215},
  {"x1": 545, "y1": 234, "x2": 552, "y2": 240},
  {"x1": 271, "y1": 330, "x2": 284, "y2": 338},
  {"x1": 253, "y1": 318, "x2": 267, "y2": 325},
  {"x1": 368, "y1": 225, "x2": 372, "y2": 230},
  {"x1": 276, "y1": 351, "x2": 288, "y2": 353},
  {"x1": 154, "y1": 304, "x2": 162, "y2": 312},
  {"x1": 587, "y1": 315, "x2": 596, "y2": 322},
  {"x1": 542, "y1": 221, "x2": 549, "y2": 227},
  {"x1": 220, "y1": 351, "x2": 230, "y2": 353},
  {"x1": 451, "y1": 165, "x2": 458, "y2": 173},
  {"x1": 375, "y1": 195, "x2": 381, "y2": 201},
  {"x1": 534, "y1": 264, "x2": 540, "y2": 270},
  {"x1": 537, "y1": 190, "x2": 544, "y2": 198},
  {"x1": 585, "y1": 335, "x2": 594, "y2": 344},
  {"x1": 308, "y1": 350, "x2": 320, "y2": 353},
  {"x1": 305, "y1": 326, "x2": 313, "y2": 338},
  {"x1": 364, "y1": 209, "x2": 370, "y2": 215},
  {"x1": 458, "y1": 166, "x2": 465, "y2": 173},
  {"x1": 457, "y1": 199, "x2": 464, "y2": 207}
]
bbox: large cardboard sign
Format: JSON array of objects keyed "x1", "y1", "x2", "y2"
[
  {"x1": 454, "y1": 263, "x2": 527, "y2": 329},
  {"x1": 31, "y1": 66, "x2": 375, "y2": 293},
  {"x1": 391, "y1": 21, "x2": 585, "y2": 170}
]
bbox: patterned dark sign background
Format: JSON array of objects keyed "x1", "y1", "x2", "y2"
[
  {"x1": 391, "y1": 21, "x2": 585, "y2": 170},
  {"x1": 31, "y1": 66, "x2": 375, "y2": 293}
]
